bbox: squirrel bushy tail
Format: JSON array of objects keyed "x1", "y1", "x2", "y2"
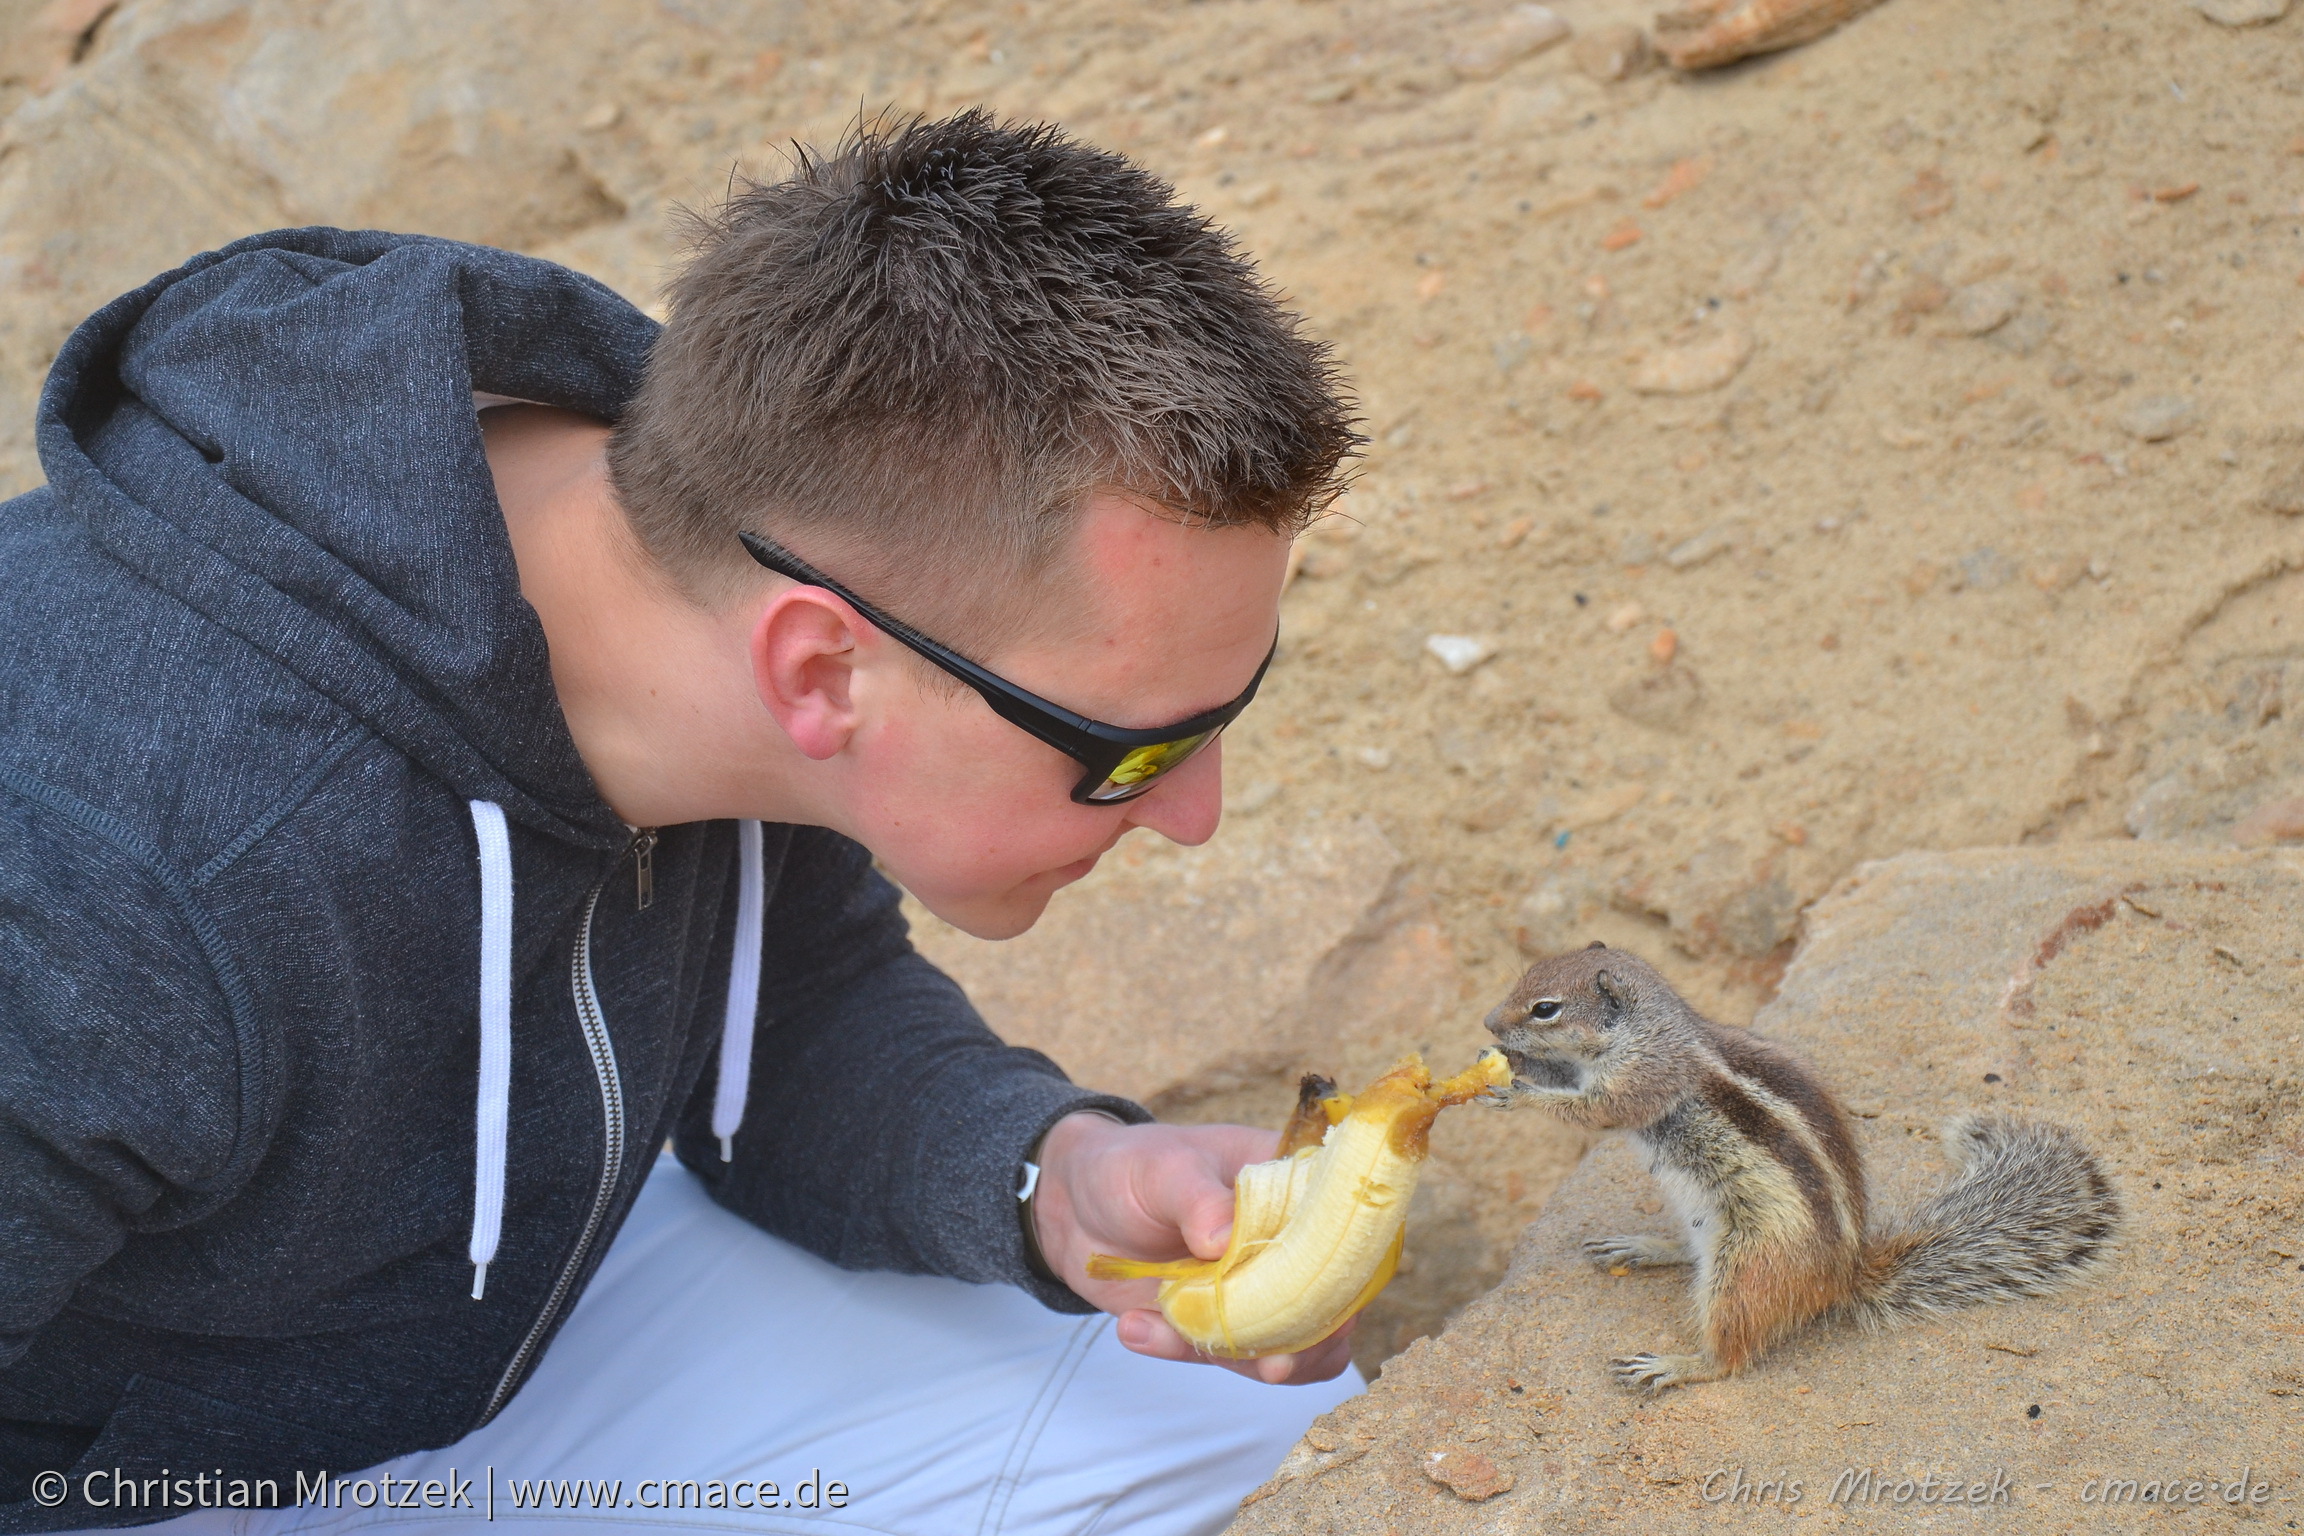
[{"x1": 1850, "y1": 1115, "x2": 2121, "y2": 1329}]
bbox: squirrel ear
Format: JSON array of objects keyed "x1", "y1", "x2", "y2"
[
  {"x1": 1586, "y1": 940, "x2": 1607, "y2": 950},
  {"x1": 1593, "y1": 968, "x2": 1630, "y2": 1010}
]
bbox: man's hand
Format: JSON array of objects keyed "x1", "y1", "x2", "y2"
[{"x1": 1028, "y1": 1112, "x2": 1358, "y2": 1386}]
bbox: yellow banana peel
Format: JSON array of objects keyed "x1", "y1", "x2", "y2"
[{"x1": 1085, "y1": 1049, "x2": 1511, "y2": 1358}]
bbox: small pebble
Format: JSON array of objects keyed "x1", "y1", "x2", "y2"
[
  {"x1": 1425, "y1": 634, "x2": 1500, "y2": 675},
  {"x1": 2192, "y1": 0, "x2": 2289, "y2": 22},
  {"x1": 1649, "y1": 628, "x2": 1678, "y2": 664},
  {"x1": 1986, "y1": 310, "x2": 2055, "y2": 356},
  {"x1": 1608, "y1": 665, "x2": 1704, "y2": 732},
  {"x1": 1630, "y1": 329, "x2": 1753, "y2": 395},
  {"x1": 2119, "y1": 394, "x2": 2197, "y2": 442},
  {"x1": 1665, "y1": 524, "x2": 1738, "y2": 569},
  {"x1": 1641, "y1": 155, "x2": 1713, "y2": 210},
  {"x1": 1571, "y1": 22, "x2": 1650, "y2": 81},
  {"x1": 1231, "y1": 780, "x2": 1284, "y2": 816},
  {"x1": 2024, "y1": 556, "x2": 2086, "y2": 592},
  {"x1": 1958, "y1": 548, "x2": 2019, "y2": 592},
  {"x1": 1945, "y1": 279, "x2": 2021, "y2": 336},
  {"x1": 1605, "y1": 601, "x2": 1646, "y2": 633},
  {"x1": 1355, "y1": 746, "x2": 1394, "y2": 771},
  {"x1": 1447, "y1": 3, "x2": 1571, "y2": 80},
  {"x1": 2260, "y1": 463, "x2": 2304, "y2": 515},
  {"x1": 1423, "y1": 1447, "x2": 1515, "y2": 1502},
  {"x1": 2232, "y1": 794, "x2": 2304, "y2": 847},
  {"x1": 1904, "y1": 168, "x2": 1955, "y2": 221}
]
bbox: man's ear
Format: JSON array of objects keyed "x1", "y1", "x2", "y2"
[{"x1": 750, "y1": 589, "x2": 868, "y2": 761}]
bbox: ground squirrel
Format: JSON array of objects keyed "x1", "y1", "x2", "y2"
[{"x1": 1485, "y1": 943, "x2": 2120, "y2": 1392}]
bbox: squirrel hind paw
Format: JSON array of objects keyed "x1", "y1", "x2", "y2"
[
  {"x1": 1610, "y1": 1352, "x2": 1715, "y2": 1392},
  {"x1": 1583, "y1": 1234, "x2": 1692, "y2": 1270}
]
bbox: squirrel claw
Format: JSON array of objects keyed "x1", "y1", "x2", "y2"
[
  {"x1": 1583, "y1": 1234, "x2": 1692, "y2": 1270},
  {"x1": 1610, "y1": 1351, "x2": 1710, "y2": 1392}
]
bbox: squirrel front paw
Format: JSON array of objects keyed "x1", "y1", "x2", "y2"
[
  {"x1": 1610, "y1": 1352, "x2": 1715, "y2": 1392},
  {"x1": 1583, "y1": 1234, "x2": 1691, "y2": 1271}
]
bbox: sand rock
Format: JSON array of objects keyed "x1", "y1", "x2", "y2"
[
  {"x1": 0, "y1": 0, "x2": 662, "y2": 489},
  {"x1": 1512, "y1": 872, "x2": 1607, "y2": 955},
  {"x1": 1654, "y1": 835, "x2": 1801, "y2": 958},
  {"x1": 1607, "y1": 663, "x2": 1704, "y2": 731},
  {"x1": 1629, "y1": 328, "x2": 1753, "y2": 395},
  {"x1": 1421, "y1": 1445, "x2": 1515, "y2": 1500},
  {"x1": 2119, "y1": 394, "x2": 2198, "y2": 442},
  {"x1": 1944, "y1": 277, "x2": 2020, "y2": 336},
  {"x1": 1569, "y1": 22, "x2": 1649, "y2": 81},
  {"x1": 2192, "y1": 0, "x2": 2289, "y2": 23},
  {"x1": 2124, "y1": 657, "x2": 2304, "y2": 844},
  {"x1": 1956, "y1": 545, "x2": 2018, "y2": 591},
  {"x1": 1424, "y1": 633, "x2": 1499, "y2": 675},
  {"x1": 2232, "y1": 794, "x2": 2304, "y2": 846},
  {"x1": 1446, "y1": 4, "x2": 1569, "y2": 81},
  {"x1": 2258, "y1": 457, "x2": 2304, "y2": 515},
  {"x1": 1227, "y1": 843, "x2": 2304, "y2": 1534},
  {"x1": 1985, "y1": 307, "x2": 2055, "y2": 355},
  {"x1": 1664, "y1": 522, "x2": 1738, "y2": 569}
]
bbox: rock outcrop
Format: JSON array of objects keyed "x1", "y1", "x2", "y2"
[{"x1": 1228, "y1": 843, "x2": 2303, "y2": 1532}]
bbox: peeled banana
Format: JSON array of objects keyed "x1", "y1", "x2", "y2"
[{"x1": 1086, "y1": 1049, "x2": 1511, "y2": 1358}]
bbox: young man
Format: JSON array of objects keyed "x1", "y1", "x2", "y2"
[{"x1": 0, "y1": 113, "x2": 1361, "y2": 1535}]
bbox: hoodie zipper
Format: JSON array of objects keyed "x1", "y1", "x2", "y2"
[
  {"x1": 631, "y1": 827, "x2": 658, "y2": 911},
  {"x1": 477, "y1": 870, "x2": 628, "y2": 1424}
]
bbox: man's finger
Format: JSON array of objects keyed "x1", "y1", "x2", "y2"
[
  {"x1": 1113, "y1": 1308, "x2": 1199, "y2": 1362},
  {"x1": 1249, "y1": 1326, "x2": 1357, "y2": 1385},
  {"x1": 1113, "y1": 1308, "x2": 1359, "y2": 1385}
]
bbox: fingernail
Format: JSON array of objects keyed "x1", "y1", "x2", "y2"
[{"x1": 1117, "y1": 1315, "x2": 1149, "y2": 1348}]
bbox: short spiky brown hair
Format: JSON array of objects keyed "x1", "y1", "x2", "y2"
[{"x1": 607, "y1": 110, "x2": 1358, "y2": 637}]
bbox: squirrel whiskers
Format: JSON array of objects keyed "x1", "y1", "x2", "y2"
[{"x1": 1485, "y1": 943, "x2": 2120, "y2": 1392}]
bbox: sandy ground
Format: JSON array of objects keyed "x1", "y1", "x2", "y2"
[{"x1": 1, "y1": 0, "x2": 2298, "y2": 1371}]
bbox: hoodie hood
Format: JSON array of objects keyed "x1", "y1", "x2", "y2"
[{"x1": 33, "y1": 227, "x2": 661, "y2": 849}]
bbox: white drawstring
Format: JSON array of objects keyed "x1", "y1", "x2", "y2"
[
  {"x1": 713, "y1": 820, "x2": 765, "y2": 1161},
  {"x1": 467, "y1": 800, "x2": 515, "y2": 1301},
  {"x1": 463, "y1": 813, "x2": 763, "y2": 1299}
]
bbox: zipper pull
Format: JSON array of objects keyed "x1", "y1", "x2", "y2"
[{"x1": 631, "y1": 828, "x2": 658, "y2": 912}]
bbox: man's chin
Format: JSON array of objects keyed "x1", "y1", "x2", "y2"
[
  {"x1": 911, "y1": 859, "x2": 1100, "y2": 941},
  {"x1": 920, "y1": 891, "x2": 1054, "y2": 941}
]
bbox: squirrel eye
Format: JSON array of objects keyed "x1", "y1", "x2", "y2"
[{"x1": 1531, "y1": 1000, "x2": 1563, "y2": 1021}]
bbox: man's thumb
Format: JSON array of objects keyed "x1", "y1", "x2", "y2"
[{"x1": 1179, "y1": 1186, "x2": 1235, "y2": 1260}]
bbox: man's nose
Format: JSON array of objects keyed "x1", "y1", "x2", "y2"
[{"x1": 1120, "y1": 736, "x2": 1224, "y2": 847}]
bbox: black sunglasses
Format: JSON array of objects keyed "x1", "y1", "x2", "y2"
[{"x1": 739, "y1": 531, "x2": 1276, "y2": 805}]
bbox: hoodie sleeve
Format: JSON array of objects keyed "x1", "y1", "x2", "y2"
[
  {"x1": 0, "y1": 784, "x2": 249, "y2": 1370},
  {"x1": 673, "y1": 827, "x2": 1149, "y2": 1313}
]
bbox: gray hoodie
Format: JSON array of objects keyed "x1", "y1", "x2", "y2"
[{"x1": 0, "y1": 228, "x2": 1144, "y2": 1531}]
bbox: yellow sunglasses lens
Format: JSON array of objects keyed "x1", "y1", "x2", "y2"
[{"x1": 1085, "y1": 731, "x2": 1216, "y2": 801}]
